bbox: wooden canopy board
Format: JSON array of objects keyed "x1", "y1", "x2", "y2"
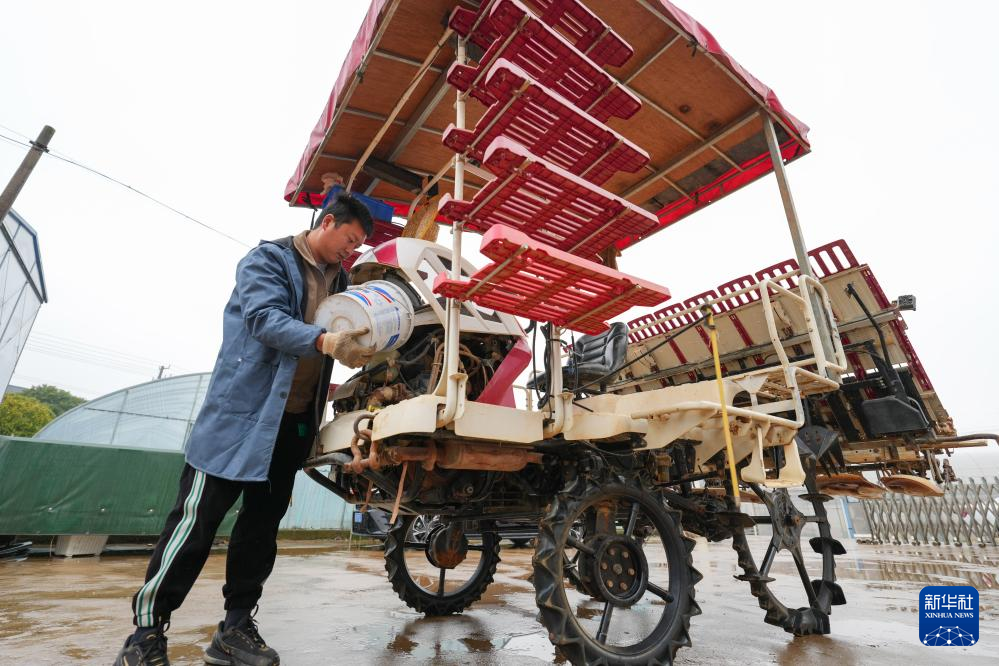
[{"x1": 285, "y1": 0, "x2": 810, "y2": 257}]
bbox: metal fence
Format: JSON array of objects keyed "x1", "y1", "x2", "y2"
[{"x1": 861, "y1": 477, "x2": 999, "y2": 546}]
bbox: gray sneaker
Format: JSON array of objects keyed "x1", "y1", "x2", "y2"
[
  {"x1": 203, "y1": 618, "x2": 279, "y2": 666},
  {"x1": 113, "y1": 625, "x2": 169, "y2": 666}
]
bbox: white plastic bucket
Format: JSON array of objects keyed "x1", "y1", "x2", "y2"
[{"x1": 315, "y1": 280, "x2": 415, "y2": 353}]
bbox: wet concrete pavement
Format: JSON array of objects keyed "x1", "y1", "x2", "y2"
[{"x1": 1, "y1": 537, "x2": 996, "y2": 665}]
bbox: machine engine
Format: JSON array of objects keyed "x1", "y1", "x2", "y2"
[{"x1": 322, "y1": 238, "x2": 530, "y2": 415}]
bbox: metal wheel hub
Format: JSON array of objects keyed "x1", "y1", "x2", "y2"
[
  {"x1": 769, "y1": 489, "x2": 806, "y2": 550},
  {"x1": 426, "y1": 524, "x2": 469, "y2": 569},
  {"x1": 589, "y1": 535, "x2": 649, "y2": 607}
]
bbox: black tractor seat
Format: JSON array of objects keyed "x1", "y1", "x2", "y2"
[{"x1": 528, "y1": 322, "x2": 629, "y2": 393}]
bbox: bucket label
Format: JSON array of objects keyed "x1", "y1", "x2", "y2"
[
  {"x1": 331, "y1": 282, "x2": 412, "y2": 353},
  {"x1": 368, "y1": 285, "x2": 397, "y2": 303},
  {"x1": 343, "y1": 290, "x2": 373, "y2": 306}
]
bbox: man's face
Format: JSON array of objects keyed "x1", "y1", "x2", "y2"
[{"x1": 314, "y1": 214, "x2": 367, "y2": 264}]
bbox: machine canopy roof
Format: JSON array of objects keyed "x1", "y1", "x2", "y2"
[{"x1": 285, "y1": 0, "x2": 809, "y2": 251}]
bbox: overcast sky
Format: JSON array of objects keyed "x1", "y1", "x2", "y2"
[{"x1": 2, "y1": 1, "x2": 996, "y2": 474}]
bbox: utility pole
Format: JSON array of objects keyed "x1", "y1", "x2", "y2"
[
  {"x1": 156, "y1": 365, "x2": 170, "y2": 380},
  {"x1": 0, "y1": 125, "x2": 55, "y2": 223}
]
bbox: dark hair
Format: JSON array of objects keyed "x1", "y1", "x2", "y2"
[{"x1": 321, "y1": 193, "x2": 374, "y2": 237}]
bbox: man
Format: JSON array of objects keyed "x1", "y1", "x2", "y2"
[{"x1": 115, "y1": 193, "x2": 376, "y2": 666}]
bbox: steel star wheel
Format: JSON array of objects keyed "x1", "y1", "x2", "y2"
[
  {"x1": 534, "y1": 479, "x2": 701, "y2": 665},
  {"x1": 384, "y1": 515, "x2": 500, "y2": 616},
  {"x1": 729, "y1": 458, "x2": 847, "y2": 635}
]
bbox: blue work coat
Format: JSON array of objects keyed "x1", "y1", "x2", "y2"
[{"x1": 185, "y1": 236, "x2": 348, "y2": 481}]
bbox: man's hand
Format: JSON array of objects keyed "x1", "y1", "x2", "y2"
[{"x1": 318, "y1": 327, "x2": 376, "y2": 368}]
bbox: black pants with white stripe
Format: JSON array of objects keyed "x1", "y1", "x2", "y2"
[{"x1": 131, "y1": 411, "x2": 314, "y2": 627}]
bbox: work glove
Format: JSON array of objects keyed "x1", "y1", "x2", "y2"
[{"x1": 321, "y1": 327, "x2": 376, "y2": 368}]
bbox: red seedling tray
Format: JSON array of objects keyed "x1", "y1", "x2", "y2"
[
  {"x1": 447, "y1": 0, "x2": 641, "y2": 122},
  {"x1": 439, "y1": 137, "x2": 659, "y2": 260},
  {"x1": 449, "y1": 0, "x2": 634, "y2": 69},
  {"x1": 443, "y1": 59, "x2": 648, "y2": 186},
  {"x1": 434, "y1": 224, "x2": 670, "y2": 335}
]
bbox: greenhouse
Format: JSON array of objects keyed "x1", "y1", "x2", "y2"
[
  {"x1": 15, "y1": 373, "x2": 353, "y2": 536},
  {"x1": 37, "y1": 372, "x2": 211, "y2": 450},
  {"x1": 0, "y1": 208, "x2": 47, "y2": 392}
]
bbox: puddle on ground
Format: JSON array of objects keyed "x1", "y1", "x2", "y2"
[{"x1": 1, "y1": 538, "x2": 996, "y2": 664}]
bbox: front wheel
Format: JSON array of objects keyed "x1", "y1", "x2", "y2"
[
  {"x1": 384, "y1": 515, "x2": 500, "y2": 616},
  {"x1": 533, "y1": 480, "x2": 701, "y2": 665}
]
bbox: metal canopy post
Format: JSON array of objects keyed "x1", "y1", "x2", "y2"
[
  {"x1": 545, "y1": 324, "x2": 566, "y2": 436},
  {"x1": 760, "y1": 111, "x2": 838, "y2": 379},
  {"x1": 436, "y1": 37, "x2": 469, "y2": 425}
]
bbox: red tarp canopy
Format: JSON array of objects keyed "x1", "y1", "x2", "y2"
[{"x1": 285, "y1": 0, "x2": 809, "y2": 252}]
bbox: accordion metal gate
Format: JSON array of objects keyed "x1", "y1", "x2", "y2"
[{"x1": 862, "y1": 477, "x2": 999, "y2": 546}]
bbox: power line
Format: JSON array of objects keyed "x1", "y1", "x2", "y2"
[
  {"x1": 24, "y1": 344, "x2": 170, "y2": 374},
  {"x1": 0, "y1": 123, "x2": 32, "y2": 142},
  {"x1": 8, "y1": 372, "x2": 102, "y2": 397},
  {"x1": 30, "y1": 330, "x2": 187, "y2": 370},
  {"x1": 25, "y1": 341, "x2": 153, "y2": 370},
  {"x1": 23, "y1": 332, "x2": 198, "y2": 377},
  {"x1": 0, "y1": 128, "x2": 252, "y2": 248},
  {"x1": 23, "y1": 336, "x2": 170, "y2": 372},
  {"x1": 24, "y1": 343, "x2": 160, "y2": 376},
  {"x1": 48, "y1": 150, "x2": 252, "y2": 248},
  {"x1": 0, "y1": 133, "x2": 30, "y2": 149}
]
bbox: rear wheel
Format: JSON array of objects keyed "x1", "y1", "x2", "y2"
[
  {"x1": 729, "y1": 458, "x2": 847, "y2": 635},
  {"x1": 534, "y1": 478, "x2": 701, "y2": 665},
  {"x1": 384, "y1": 515, "x2": 500, "y2": 616}
]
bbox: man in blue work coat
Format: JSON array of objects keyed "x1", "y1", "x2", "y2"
[{"x1": 115, "y1": 193, "x2": 375, "y2": 666}]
